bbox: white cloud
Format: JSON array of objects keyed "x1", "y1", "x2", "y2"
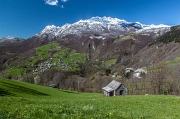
[
  {"x1": 44, "y1": 0, "x2": 58, "y2": 6},
  {"x1": 61, "y1": 0, "x2": 68, "y2": 2},
  {"x1": 61, "y1": 5, "x2": 64, "y2": 8}
]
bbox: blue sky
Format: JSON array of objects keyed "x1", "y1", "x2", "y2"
[{"x1": 0, "y1": 0, "x2": 180, "y2": 38}]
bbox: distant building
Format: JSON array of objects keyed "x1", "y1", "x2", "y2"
[
  {"x1": 125, "y1": 68, "x2": 147, "y2": 78},
  {"x1": 102, "y1": 80, "x2": 128, "y2": 96}
]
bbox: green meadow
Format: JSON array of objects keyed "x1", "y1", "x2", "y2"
[
  {"x1": 5, "y1": 43, "x2": 86, "y2": 77},
  {"x1": 1, "y1": 78, "x2": 180, "y2": 119}
]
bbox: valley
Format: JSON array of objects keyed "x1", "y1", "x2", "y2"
[
  {"x1": 0, "y1": 17, "x2": 180, "y2": 95},
  {"x1": 1, "y1": 0, "x2": 180, "y2": 118}
]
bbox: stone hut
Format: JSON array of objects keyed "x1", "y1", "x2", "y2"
[{"x1": 102, "y1": 80, "x2": 128, "y2": 96}]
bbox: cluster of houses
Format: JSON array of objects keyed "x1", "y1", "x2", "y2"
[
  {"x1": 126, "y1": 68, "x2": 147, "y2": 78},
  {"x1": 32, "y1": 58, "x2": 79, "y2": 75}
]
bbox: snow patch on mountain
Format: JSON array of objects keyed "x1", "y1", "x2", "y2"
[
  {"x1": 89, "y1": 35, "x2": 106, "y2": 40},
  {"x1": 136, "y1": 24, "x2": 170, "y2": 34},
  {"x1": 6, "y1": 36, "x2": 15, "y2": 39},
  {"x1": 0, "y1": 36, "x2": 24, "y2": 44},
  {"x1": 84, "y1": 16, "x2": 126, "y2": 25},
  {"x1": 36, "y1": 16, "x2": 170, "y2": 39}
]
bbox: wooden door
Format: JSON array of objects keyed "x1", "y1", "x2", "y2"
[{"x1": 119, "y1": 90, "x2": 123, "y2": 95}]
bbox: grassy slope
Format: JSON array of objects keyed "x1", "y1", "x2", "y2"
[
  {"x1": 6, "y1": 43, "x2": 86, "y2": 77},
  {"x1": 104, "y1": 59, "x2": 117, "y2": 67},
  {"x1": 1, "y1": 78, "x2": 180, "y2": 119}
]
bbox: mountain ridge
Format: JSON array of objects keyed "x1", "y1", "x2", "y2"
[
  {"x1": 35, "y1": 16, "x2": 170, "y2": 40},
  {"x1": 0, "y1": 16, "x2": 170, "y2": 42}
]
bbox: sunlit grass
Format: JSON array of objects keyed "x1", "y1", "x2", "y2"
[
  {"x1": 7, "y1": 69, "x2": 23, "y2": 76},
  {"x1": 1, "y1": 78, "x2": 180, "y2": 118},
  {"x1": 35, "y1": 43, "x2": 59, "y2": 52},
  {"x1": 104, "y1": 59, "x2": 117, "y2": 67}
]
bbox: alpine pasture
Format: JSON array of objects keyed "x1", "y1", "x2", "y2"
[{"x1": 0, "y1": 78, "x2": 180, "y2": 119}]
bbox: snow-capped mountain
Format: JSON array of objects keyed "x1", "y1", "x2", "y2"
[
  {"x1": 0, "y1": 36, "x2": 24, "y2": 45},
  {"x1": 36, "y1": 16, "x2": 170, "y2": 39}
]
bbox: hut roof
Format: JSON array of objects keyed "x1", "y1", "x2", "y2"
[{"x1": 102, "y1": 80, "x2": 121, "y2": 92}]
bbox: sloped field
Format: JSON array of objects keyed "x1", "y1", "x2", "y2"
[{"x1": 0, "y1": 78, "x2": 180, "y2": 119}]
